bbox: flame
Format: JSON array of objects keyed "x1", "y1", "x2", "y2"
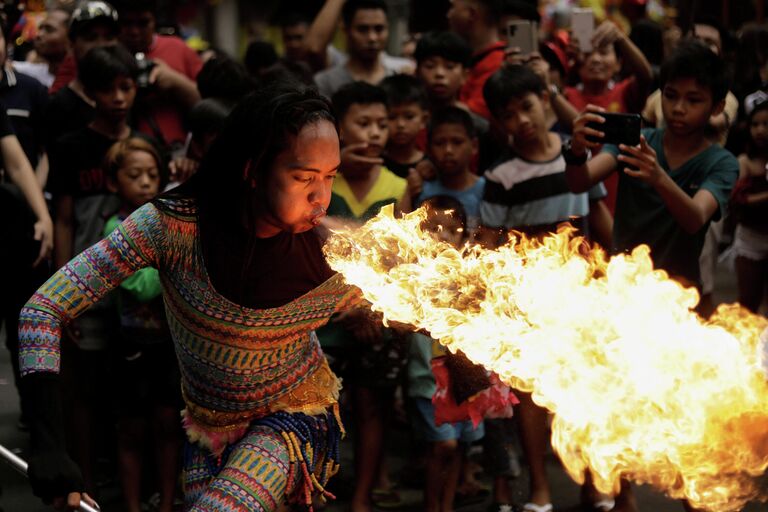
[{"x1": 323, "y1": 205, "x2": 768, "y2": 512}]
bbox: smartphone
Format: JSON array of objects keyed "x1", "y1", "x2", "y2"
[
  {"x1": 586, "y1": 113, "x2": 642, "y2": 146},
  {"x1": 571, "y1": 8, "x2": 594, "y2": 53},
  {"x1": 506, "y1": 20, "x2": 538, "y2": 56}
]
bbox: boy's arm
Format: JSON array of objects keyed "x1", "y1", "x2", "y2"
[
  {"x1": 526, "y1": 53, "x2": 579, "y2": 131},
  {"x1": 618, "y1": 136, "x2": 719, "y2": 233},
  {"x1": 564, "y1": 105, "x2": 619, "y2": 192}
]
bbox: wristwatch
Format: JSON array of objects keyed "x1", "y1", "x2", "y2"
[{"x1": 561, "y1": 139, "x2": 589, "y2": 165}]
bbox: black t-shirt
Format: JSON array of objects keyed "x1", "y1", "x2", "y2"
[
  {"x1": 203, "y1": 224, "x2": 334, "y2": 310},
  {"x1": 383, "y1": 154, "x2": 428, "y2": 179},
  {"x1": 0, "y1": 104, "x2": 15, "y2": 139},
  {"x1": 44, "y1": 85, "x2": 95, "y2": 151},
  {"x1": 0, "y1": 69, "x2": 49, "y2": 168}
]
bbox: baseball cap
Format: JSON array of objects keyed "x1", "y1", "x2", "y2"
[{"x1": 69, "y1": 1, "x2": 119, "y2": 39}]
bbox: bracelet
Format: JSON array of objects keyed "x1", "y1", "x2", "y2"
[{"x1": 549, "y1": 84, "x2": 560, "y2": 98}]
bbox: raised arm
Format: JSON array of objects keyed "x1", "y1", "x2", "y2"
[{"x1": 304, "y1": 0, "x2": 345, "y2": 71}]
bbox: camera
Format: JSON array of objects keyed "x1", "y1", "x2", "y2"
[{"x1": 134, "y1": 52, "x2": 156, "y2": 89}]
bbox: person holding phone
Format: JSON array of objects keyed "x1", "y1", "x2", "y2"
[
  {"x1": 566, "y1": 39, "x2": 737, "y2": 300},
  {"x1": 564, "y1": 17, "x2": 653, "y2": 217}
]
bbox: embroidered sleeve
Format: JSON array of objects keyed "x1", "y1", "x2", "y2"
[{"x1": 19, "y1": 203, "x2": 164, "y2": 375}]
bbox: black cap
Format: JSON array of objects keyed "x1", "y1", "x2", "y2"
[{"x1": 69, "y1": 1, "x2": 119, "y2": 39}]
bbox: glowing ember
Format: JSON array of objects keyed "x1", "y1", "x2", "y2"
[{"x1": 324, "y1": 205, "x2": 768, "y2": 512}]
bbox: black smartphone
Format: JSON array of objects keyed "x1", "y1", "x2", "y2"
[{"x1": 586, "y1": 113, "x2": 641, "y2": 146}]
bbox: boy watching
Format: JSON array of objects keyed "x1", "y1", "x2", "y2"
[
  {"x1": 322, "y1": 81, "x2": 410, "y2": 511},
  {"x1": 414, "y1": 31, "x2": 489, "y2": 134},
  {"x1": 564, "y1": 39, "x2": 738, "y2": 289},
  {"x1": 416, "y1": 106, "x2": 485, "y2": 232},
  {"x1": 481, "y1": 64, "x2": 608, "y2": 512},
  {"x1": 46, "y1": 43, "x2": 158, "y2": 495},
  {"x1": 379, "y1": 74, "x2": 429, "y2": 178}
]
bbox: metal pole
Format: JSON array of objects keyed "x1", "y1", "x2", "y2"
[{"x1": 0, "y1": 443, "x2": 100, "y2": 512}]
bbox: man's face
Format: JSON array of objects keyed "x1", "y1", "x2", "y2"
[
  {"x1": 257, "y1": 120, "x2": 340, "y2": 235},
  {"x1": 282, "y1": 22, "x2": 308, "y2": 61},
  {"x1": 119, "y1": 10, "x2": 156, "y2": 53},
  {"x1": 346, "y1": 8, "x2": 388, "y2": 63},
  {"x1": 447, "y1": 0, "x2": 474, "y2": 38},
  {"x1": 35, "y1": 10, "x2": 70, "y2": 61},
  {"x1": 72, "y1": 22, "x2": 117, "y2": 61},
  {"x1": 417, "y1": 56, "x2": 466, "y2": 103},
  {"x1": 661, "y1": 77, "x2": 718, "y2": 136}
]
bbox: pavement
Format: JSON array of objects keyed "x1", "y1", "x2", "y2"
[{"x1": 1, "y1": 257, "x2": 766, "y2": 512}]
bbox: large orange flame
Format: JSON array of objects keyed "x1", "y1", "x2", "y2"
[{"x1": 323, "y1": 205, "x2": 768, "y2": 512}]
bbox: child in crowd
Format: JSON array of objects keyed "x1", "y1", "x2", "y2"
[
  {"x1": 482, "y1": 64, "x2": 608, "y2": 512},
  {"x1": 564, "y1": 39, "x2": 739, "y2": 510},
  {"x1": 407, "y1": 196, "x2": 485, "y2": 512},
  {"x1": 565, "y1": 19, "x2": 654, "y2": 215},
  {"x1": 414, "y1": 31, "x2": 489, "y2": 134},
  {"x1": 379, "y1": 74, "x2": 430, "y2": 178},
  {"x1": 731, "y1": 99, "x2": 768, "y2": 313},
  {"x1": 103, "y1": 138, "x2": 181, "y2": 512},
  {"x1": 566, "y1": 39, "x2": 738, "y2": 289},
  {"x1": 321, "y1": 81, "x2": 411, "y2": 512},
  {"x1": 47, "y1": 43, "x2": 155, "y2": 495},
  {"x1": 416, "y1": 106, "x2": 485, "y2": 232}
]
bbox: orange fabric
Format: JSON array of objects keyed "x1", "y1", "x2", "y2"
[{"x1": 459, "y1": 41, "x2": 506, "y2": 120}]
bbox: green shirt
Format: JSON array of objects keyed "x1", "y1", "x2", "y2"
[{"x1": 603, "y1": 128, "x2": 738, "y2": 285}]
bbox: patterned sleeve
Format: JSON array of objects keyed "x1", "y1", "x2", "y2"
[{"x1": 19, "y1": 202, "x2": 165, "y2": 375}]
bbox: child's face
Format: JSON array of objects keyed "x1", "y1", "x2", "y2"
[
  {"x1": 339, "y1": 102, "x2": 389, "y2": 157},
  {"x1": 112, "y1": 150, "x2": 160, "y2": 209},
  {"x1": 429, "y1": 122, "x2": 476, "y2": 176},
  {"x1": 750, "y1": 109, "x2": 768, "y2": 150},
  {"x1": 417, "y1": 56, "x2": 466, "y2": 103},
  {"x1": 258, "y1": 120, "x2": 340, "y2": 234},
  {"x1": 89, "y1": 76, "x2": 136, "y2": 122},
  {"x1": 496, "y1": 92, "x2": 549, "y2": 144},
  {"x1": 422, "y1": 208, "x2": 464, "y2": 247},
  {"x1": 661, "y1": 77, "x2": 719, "y2": 137},
  {"x1": 578, "y1": 43, "x2": 620, "y2": 86},
  {"x1": 387, "y1": 102, "x2": 427, "y2": 147}
]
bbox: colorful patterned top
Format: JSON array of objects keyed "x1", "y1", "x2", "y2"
[{"x1": 19, "y1": 197, "x2": 360, "y2": 454}]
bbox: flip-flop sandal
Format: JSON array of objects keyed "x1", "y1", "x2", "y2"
[
  {"x1": 522, "y1": 503, "x2": 553, "y2": 512},
  {"x1": 591, "y1": 499, "x2": 615, "y2": 511}
]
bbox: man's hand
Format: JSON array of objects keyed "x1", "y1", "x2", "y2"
[
  {"x1": 169, "y1": 156, "x2": 199, "y2": 184},
  {"x1": 340, "y1": 143, "x2": 384, "y2": 176},
  {"x1": 618, "y1": 135, "x2": 665, "y2": 186},
  {"x1": 33, "y1": 216, "x2": 53, "y2": 267},
  {"x1": 592, "y1": 20, "x2": 624, "y2": 48}
]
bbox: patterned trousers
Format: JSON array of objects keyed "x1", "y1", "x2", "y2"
[{"x1": 183, "y1": 425, "x2": 299, "y2": 511}]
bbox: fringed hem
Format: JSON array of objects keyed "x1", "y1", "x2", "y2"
[{"x1": 253, "y1": 405, "x2": 345, "y2": 511}]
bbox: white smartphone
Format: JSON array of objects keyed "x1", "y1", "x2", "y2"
[
  {"x1": 571, "y1": 8, "x2": 594, "y2": 53},
  {"x1": 506, "y1": 20, "x2": 538, "y2": 56}
]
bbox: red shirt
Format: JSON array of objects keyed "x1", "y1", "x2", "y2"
[
  {"x1": 140, "y1": 34, "x2": 203, "y2": 149},
  {"x1": 460, "y1": 41, "x2": 506, "y2": 120},
  {"x1": 49, "y1": 53, "x2": 76, "y2": 94},
  {"x1": 564, "y1": 77, "x2": 641, "y2": 214}
]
